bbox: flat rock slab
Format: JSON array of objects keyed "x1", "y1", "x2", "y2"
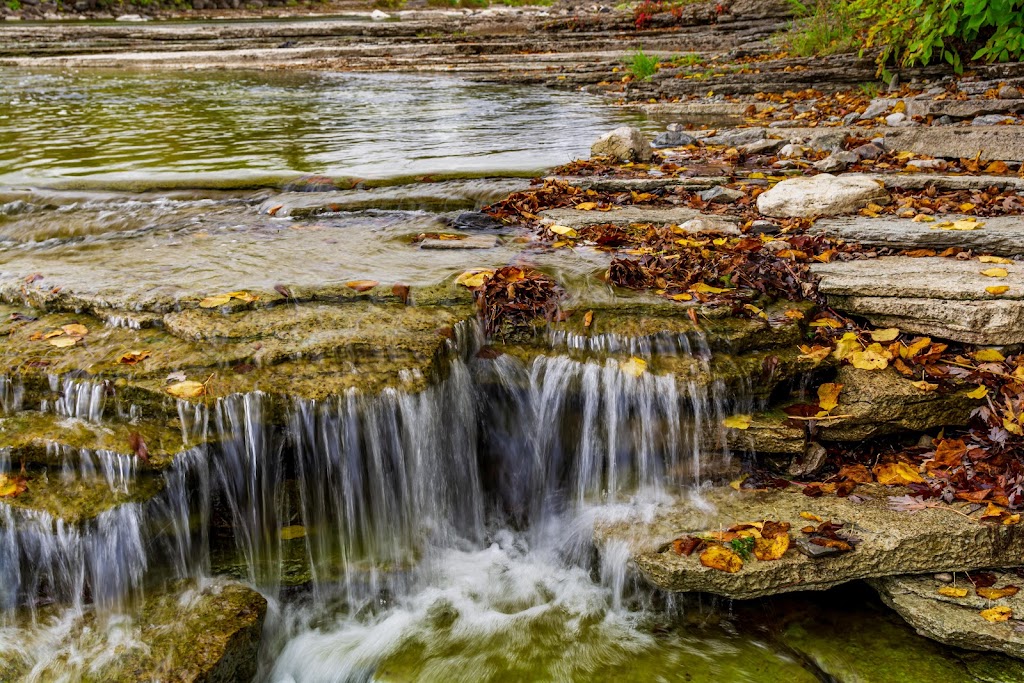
[
  {"x1": 872, "y1": 572, "x2": 1024, "y2": 659},
  {"x1": 812, "y1": 256, "x2": 1024, "y2": 345},
  {"x1": 596, "y1": 486, "x2": 1024, "y2": 599},
  {"x1": 885, "y1": 127, "x2": 1024, "y2": 162},
  {"x1": 812, "y1": 214, "x2": 1024, "y2": 255},
  {"x1": 538, "y1": 206, "x2": 740, "y2": 233}
]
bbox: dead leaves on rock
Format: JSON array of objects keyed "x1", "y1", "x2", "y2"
[
  {"x1": 0, "y1": 473, "x2": 27, "y2": 498},
  {"x1": 30, "y1": 322, "x2": 89, "y2": 348},
  {"x1": 199, "y1": 291, "x2": 258, "y2": 308},
  {"x1": 672, "y1": 519, "x2": 793, "y2": 572},
  {"x1": 699, "y1": 544, "x2": 745, "y2": 573}
]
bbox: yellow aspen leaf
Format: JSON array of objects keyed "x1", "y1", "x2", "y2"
[
  {"x1": 980, "y1": 255, "x2": 1013, "y2": 264},
  {"x1": 1004, "y1": 514, "x2": 1021, "y2": 525},
  {"x1": 346, "y1": 280, "x2": 379, "y2": 292},
  {"x1": 699, "y1": 545, "x2": 743, "y2": 573},
  {"x1": 199, "y1": 294, "x2": 233, "y2": 308},
  {"x1": 743, "y1": 304, "x2": 768, "y2": 320},
  {"x1": 911, "y1": 380, "x2": 939, "y2": 392},
  {"x1": 978, "y1": 586, "x2": 1020, "y2": 600},
  {"x1": 574, "y1": 202, "x2": 599, "y2": 211},
  {"x1": 61, "y1": 323, "x2": 88, "y2": 337},
  {"x1": 620, "y1": 357, "x2": 648, "y2": 377},
  {"x1": 455, "y1": 270, "x2": 494, "y2": 288},
  {"x1": 893, "y1": 100, "x2": 907, "y2": 113},
  {"x1": 869, "y1": 328, "x2": 900, "y2": 342},
  {"x1": 165, "y1": 380, "x2": 207, "y2": 400},
  {"x1": 981, "y1": 268, "x2": 1009, "y2": 278},
  {"x1": 549, "y1": 224, "x2": 578, "y2": 238},
  {"x1": 722, "y1": 414, "x2": 752, "y2": 430},
  {"x1": 981, "y1": 606, "x2": 1013, "y2": 622},
  {"x1": 902, "y1": 336, "x2": 932, "y2": 359},
  {"x1": 873, "y1": 461, "x2": 924, "y2": 485},
  {"x1": 817, "y1": 383, "x2": 843, "y2": 412},
  {"x1": 987, "y1": 286, "x2": 1010, "y2": 295},
  {"x1": 938, "y1": 586, "x2": 969, "y2": 598},
  {"x1": 967, "y1": 386, "x2": 989, "y2": 399},
  {"x1": 279, "y1": 525, "x2": 307, "y2": 541},
  {"x1": 973, "y1": 348, "x2": 1006, "y2": 362},
  {"x1": 48, "y1": 336, "x2": 78, "y2": 348},
  {"x1": 754, "y1": 533, "x2": 790, "y2": 561},
  {"x1": 691, "y1": 282, "x2": 733, "y2": 294},
  {"x1": 850, "y1": 344, "x2": 890, "y2": 370}
]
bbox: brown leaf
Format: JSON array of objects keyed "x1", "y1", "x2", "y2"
[
  {"x1": 128, "y1": 432, "x2": 149, "y2": 463},
  {"x1": 346, "y1": 280, "x2": 379, "y2": 292},
  {"x1": 838, "y1": 464, "x2": 873, "y2": 484},
  {"x1": 0, "y1": 474, "x2": 27, "y2": 498},
  {"x1": 117, "y1": 350, "x2": 151, "y2": 366},
  {"x1": 672, "y1": 536, "x2": 706, "y2": 556},
  {"x1": 392, "y1": 284, "x2": 410, "y2": 304}
]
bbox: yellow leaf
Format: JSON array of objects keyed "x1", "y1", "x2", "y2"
[
  {"x1": 977, "y1": 585, "x2": 1020, "y2": 600},
  {"x1": 987, "y1": 286, "x2": 1010, "y2": 295},
  {"x1": 911, "y1": 380, "x2": 939, "y2": 392},
  {"x1": 199, "y1": 294, "x2": 233, "y2": 308},
  {"x1": 166, "y1": 380, "x2": 207, "y2": 400},
  {"x1": 893, "y1": 100, "x2": 907, "y2": 113},
  {"x1": 279, "y1": 525, "x2": 307, "y2": 541},
  {"x1": 874, "y1": 461, "x2": 924, "y2": 485},
  {"x1": 817, "y1": 383, "x2": 843, "y2": 412},
  {"x1": 935, "y1": 219, "x2": 984, "y2": 231},
  {"x1": 850, "y1": 344, "x2": 889, "y2": 370},
  {"x1": 722, "y1": 414, "x2": 752, "y2": 430},
  {"x1": 798, "y1": 345, "x2": 832, "y2": 363},
  {"x1": 833, "y1": 332, "x2": 861, "y2": 361},
  {"x1": 620, "y1": 357, "x2": 648, "y2": 377},
  {"x1": 670, "y1": 293, "x2": 693, "y2": 301},
  {"x1": 574, "y1": 202, "x2": 599, "y2": 211},
  {"x1": 583, "y1": 310, "x2": 594, "y2": 328},
  {"x1": 549, "y1": 224, "x2": 578, "y2": 238},
  {"x1": 901, "y1": 336, "x2": 932, "y2": 359},
  {"x1": 1005, "y1": 417, "x2": 1024, "y2": 436},
  {"x1": 346, "y1": 280, "x2": 379, "y2": 292},
  {"x1": 869, "y1": 328, "x2": 900, "y2": 342},
  {"x1": 699, "y1": 545, "x2": 743, "y2": 573},
  {"x1": 800, "y1": 511, "x2": 823, "y2": 522},
  {"x1": 117, "y1": 350, "x2": 152, "y2": 365},
  {"x1": 980, "y1": 256, "x2": 1013, "y2": 264},
  {"x1": 912, "y1": 214, "x2": 935, "y2": 223},
  {"x1": 960, "y1": 202, "x2": 976, "y2": 211},
  {"x1": 743, "y1": 304, "x2": 768, "y2": 320},
  {"x1": 48, "y1": 336, "x2": 78, "y2": 348},
  {"x1": 973, "y1": 348, "x2": 1006, "y2": 362},
  {"x1": 982, "y1": 268, "x2": 1009, "y2": 278},
  {"x1": 455, "y1": 269, "x2": 494, "y2": 288},
  {"x1": 753, "y1": 533, "x2": 790, "y2": 561},
  {"x1": 61, "y1": 323, "x2": 88, "y2": 337},
  {"x1": 967, "y1": 386, "x2": 989, "y2": 399},
  {"x1": 41, "y1": 329, "x2": 65, "y2": 340},
  {"x1": 691, "y1": 282, "x2": 733, "y2": 294},
  {"x1": 0, "y1": 474, "x2": 27, "y2": 498},
  {"x1": 784, "y1": 309, "x2": 805, "y2": 320},
  {"x1": 938, "y1": 586, "x2": 969, "y2": 598},
  {"x1": 809, "y1": 318, "x2": 843, "y2": 328},
  {"x1": 225, "y1": 290, "x2": 257, "y2": 303},
  {"x1": 981, "y1": 606, "x2": 1013, "y2": 622}
]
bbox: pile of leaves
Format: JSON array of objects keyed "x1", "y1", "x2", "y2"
[
  {"x1": 671, "y1": 518, "x2": 794, "y2": 573},
  {"x1": 456, "y1": 266, "x2": 563, "y2": 339}
]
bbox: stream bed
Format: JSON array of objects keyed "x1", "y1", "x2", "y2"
[{"x1": 0, "y1": 67, "x2": 1017, "y2": 683}]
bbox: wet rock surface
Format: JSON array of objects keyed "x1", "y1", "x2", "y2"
[
  {"x1": 598, "y1": 486, "x2": 1024, "y2": 599},
  {"x1": 756, "y1": 174, "x2": 891, "y2": 218},
  {"x1": 811, "y1": 214, "x2": 1024, "y2": 255}
]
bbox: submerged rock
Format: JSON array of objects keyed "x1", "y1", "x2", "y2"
[
  {"x1": 597, "y1": 486, "x2": 1024, "y2": 599},
  {"x1": 590, "y1": 127, "x2": 653, "y2": 162},
  {"x1": 872, "y1": 572, "x2": 1024, "y2": 660},
  {"x1": 756, "y1": 174, "x2": 890, "y2": 218}
]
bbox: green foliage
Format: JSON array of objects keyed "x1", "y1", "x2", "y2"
[
  {"x1": 727, "y1": 536, "x2": 756, "y2": 560},
  {"x1": 5, "y1": 0, "x2": 20, "y2": 9},
  {"x1": 627, "y1": 48, "x2": 659, "y2": 81},
  {"x1": 374, "y1": 0, "x2": 406, "y2": 7},
  {"x1": 781, "y1": 0, "x2": 859, "y2": 57},
  {"x1": 853, "y1": 0, "x2": 1024, "y2": 74}
]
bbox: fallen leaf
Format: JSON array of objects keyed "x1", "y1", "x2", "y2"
[
  {"x1": 874, "y1": 461, "x2": 924, "y2": 485},
  {"x1": 744, "y1": 304, "x2": 768, "y2": 320},
  {"x1": 48, "y1": 336, "x2": 78, "y2": 348},
  {"x1": 722, "y1": 414, "x2": 752, "y2": 430},
  {"x1": 809, "y1": 317, "x2": 843, "y2": 328},
  {"x1": 574, "y1": 202, "x2": 599, "y2": 211},
  {"x1": 911, "y1": 380, "x2": 939, "y2": 392},
  {"x1": 939, "y1": 586, "x2": 969, "y2": 598},
  {"x1": 672, "y1": 536, "x2": 706, "y2": 556},
  {"x1": 817, "y1": 383, "x2": 843, "y2": 412},
  {"x1": 346, "y1": 280, "x2": 379, "y2": 292},
  {"x1": 833, "y1": 333, "x2": 861, "y2": 361},
  {"x1": 980, "y1": 256, "x2": 1013, "y2": 264},
  {"x1": 550, "y1": 224, "x2": 579, "y2": 238},
  {"x1": 982, "y1": 268, "x2": 1009, "y2": 278},
  {"x1": 699, "y1": 544, "x2": 744, "y2": 573},
  {"x1": 800, "y1": 511, "x2": 823, "y2": 522},
  {"x1": 583, "y1": 310, "x2": 594, "y2": 328},
  {"x1": 981, "y1": 606, "x2": 1013, "y2": 622},
  {"x1": 620, "y1": 357, "x2": 647, "y2": 377},
  {"x1": 61, "y1": 323, "x2": 88, "y2": 337},
  {"x1": 838, "y1": 464, "x2": 872, "y2": 483},
  {"x1": 987, "y1": 286, "x2": 1010, "y2": 295},
  {"x1": 165, "y1": 380, "x2": 206, "y2": 399},
  {"x1": 128, "y1": 431, "x2": 149, "y2": 462},
  {"x1": 967, "y1": 385, "x2": 989, "y2": 399},
  {"x1": 850, "y1": 344, "x2": 889, "y2": 370},
  {"x1": 935, "y1": 218, "x2": 984, "y2": 231},
  {"x1": 117, "y1": 350, "x2": 151, "y2": 365},
  {"x1": 455, "y1": 269, "x2": 494, "y2": 288},
  {"x1": 978, "y1": 586, "x2": 1020, "y2": 600},
  {"x1": 691, "y1": 282, "x2": 732, "y2": 294},
  {"x1": 754, "y1": 532, "x2": 790, "y2": 561},
  {"x1": 0, "y1": 474, "x2": 27, "y2": 498},
  {"x1": 973, "y1": 349, "x2": 1006, "y2": 362},
  {"x1": 902, "y1": 337, "x2": 932, "y2": 359},
  {"x1": 199, "y1": 294, "x2": 233, "y2": 308},
  {"x1": 869, "y1": 328, "x2": 900, "y2": 342}
]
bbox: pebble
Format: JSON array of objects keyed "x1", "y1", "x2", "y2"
[
  {"x1": 998, "y1": 85, "x2": 1022, "y2": 99},
  {"x1": 748, "y1": 220, "x2": 779, "y2": 236},
  {"x1": 651, "y1": 131, "x2": 696, "y2": 149},
  {"x1": 934, "y1": 572, "x2": 954, "y2": 583},
  {"x1": 885, "y1": 112, "x2": 908, "y2": 126},
  {"x1": 853, "y1": 142, "x2": 886, "y2": 160},
  {"x1": 860, "y1": 98, "x2": 892, "y2": 120},
  {"x1": 842, "y1": 112, "x2": 860, "y2": 126},
  {"x1": 778, "y1": 143, "x2": 806, "y2": 159},
  {"x1": 699, "y1": 186, "x2": 745, "y2": 204},
  {"x1": 813, "y1": 150, "x2": 859, "y2": 172},
  {"x1": 906, "y1": 159, "x2": 946, "y2": 171},
  {"x1": 933, "y1": 115, "x2": 955, "y2": 126}
]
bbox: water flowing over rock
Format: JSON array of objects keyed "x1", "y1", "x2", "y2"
[{"x1": 756, "y1": 174, "x2": 891, "y2": 218}]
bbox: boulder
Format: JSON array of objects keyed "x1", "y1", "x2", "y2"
[
  {"x1": 812, "y1": 256, "x2": 1024, "y2": 345},
  {"x1": 756, "y1": 174, "x2": 890, "y2": 218},
  {"x1": 651, "y1": 131, "x2": 696, "y2": 148},
  {"x1": 872, "y1": 572, "x2": 1024, "y2": 660},
  {"x1": 591, "y1": 127, "x2": 653, "y2": 162},
  {"x1": 596, "y1": 485, "x2": 1024, "y2": 599}
]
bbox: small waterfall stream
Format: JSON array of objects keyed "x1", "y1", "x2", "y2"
[{"x1": 0, "y1": 326, "x2": 752, "y2": 679}]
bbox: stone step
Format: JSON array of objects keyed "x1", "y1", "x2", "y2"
[
  {"x1": 811, "y1": 214, "x2": 1024, "y2": 256},
  {"x1": 595, "y1": 485, "x2": 1024, "y2": 600},
  {"x1": 811, "y1": 256, "x2": 1024, "y2": 345},
  {"x1": 871, "y1": 572, "x2": 1024, "y2": 660},
  {"x1": 538, "y1": 206, "x2": 740, "y2": 233}
]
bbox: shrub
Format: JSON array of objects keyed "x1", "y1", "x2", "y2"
[{"x1": 781, "y1": 0, "x2": 859, "y2": 57}]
